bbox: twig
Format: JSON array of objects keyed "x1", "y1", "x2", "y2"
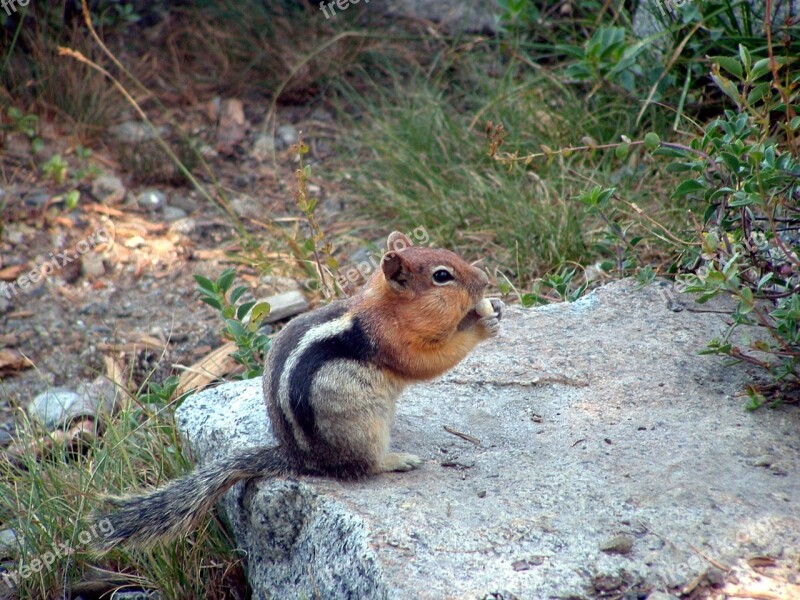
[
  {"x1": 688, "y1": 543, "x2": 730, "y2": 572},
  {"x1": 443, "y1": 426, "x2": 480, "y2": 446}
]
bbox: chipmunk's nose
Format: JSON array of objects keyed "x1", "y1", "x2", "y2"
[{"x1": 478, "y1": 268, "x2": 489, "y2": 286}]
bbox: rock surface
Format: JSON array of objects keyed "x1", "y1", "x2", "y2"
[
  {"x1": 175, "y1": 279, "x2": 800, "y2": 599},
  {"x1": 378, "y1": 0, "x2": 500, "y2": 32}
]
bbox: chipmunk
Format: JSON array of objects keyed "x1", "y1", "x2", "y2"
[{"x1": 96, "y1": 231, "x2": 503, "y2": 550}]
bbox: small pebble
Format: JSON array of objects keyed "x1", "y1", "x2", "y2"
[
  {"x1": 277, "y1": 124, "x2": 298, "y2": 147},
  {"x1": 0, "y1": 529, "x2": 19, "y2": 557},
  {"x1": 90, "y1": 175, "x2": 126, "y2": 204},
  {"x1": 251, "y1": 133, "x2": 276, "y2": 160},
  {"x1": 599, "y1": 534, "x2": 634, "y2": 555},
  {"x1": 23, "y1": 190, "x2": 50, "y2": 207},
  {"x1": 137, "y1": 189, "x2": 166, "y2": 211},
  {"x1": 161, "y1": 206, "x2": 188, "y2": 222},
  {"x1": 168, "y1": 217, "x2": 197, "y2": 236}
]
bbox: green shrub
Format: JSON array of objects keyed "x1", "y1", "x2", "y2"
[{"x1": 667, "y1": 45, "x2": 799, "y2": 407}]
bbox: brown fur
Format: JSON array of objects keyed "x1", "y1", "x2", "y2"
[
  {"x1": 357, "y1": 244, "x2": 492, "y2": 380},
  {"x1": 94, "y1": 231, "x2": 501, "y2": 550}
]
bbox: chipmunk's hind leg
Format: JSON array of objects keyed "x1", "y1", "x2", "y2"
[{"x1": 309, "y1": 360, "x2": 420, "y2": 477}]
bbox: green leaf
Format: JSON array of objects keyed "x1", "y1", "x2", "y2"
[
  {"x1": 713, "y1": 56, "x2": 743, "y2": 80},
  {"x1": 672, "y1": 179, "x2": 704, "y2": 198},
  {"x1": 707, "y1": 187, "x2": 735, "y2": 202},
  {"x1": 194, "y1": 274, "x2": 217, "y2": 293},
  {"x1": 653, "y1": 146, "x2": 692, "y2": 159},
  {"x1": 750, "y1": 57, "x2": 783, "y2": 81},
  {"x1": 665, "y1": 162, "x2": 695, "y2": 173},
  {"x1": 236, "y1": 301, "x2": 257, "y2": 321},
  {"x1": 710, "y1": 71, "x2": 741, "y2": 106},
  {"x1": 719, "y1": 151, "x2": 742, "y2": 172},
  {"x1": 65, "y1": 190, "x2": 80, "y2": 210},
  {"x1": 745, "y1": 390, "x2": 765, "y2": 411},
  {"x1": 217, "y1": 268, "x2": 236, "y2": 292},
  {"x1": 729, "y1": 193, "x2": 757, "y2": 207},
  {"x1": 249, "y1": 302, "x2": 271, "y2": 326},
  {"x1": 230, "y1": 285, "x2": 249, "y2": 304},
  {"x1": 520, "y1": 293, "x2": 541, "y2": 308},
  {"x1": 200, "y1": 296, "x2": 222, "y2": 310},
  {"x1": 225, "y1": 319, "x2": 246, "y2": 339},
  {"x1": 702, "y1": 202, "x2": 718, "y2": 224},
  {"x1": 738, "y1": 45, "x2": 751, "y2": 73},
  {"x1": 635, "y1": 266, "x2": 656, "y2": 288},
  {"x1": 747, "y1": 82, "x2": 770, "y2": 105},
  {"x1": 757, "y1": 273, "x2": 773, "y2": 291}
]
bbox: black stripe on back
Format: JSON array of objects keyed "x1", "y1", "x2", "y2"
[
  {"x1": 268, "y1": 300, "x2": 349, "y2": 412},
  {"x1": 288, "y1": 314, "x2": 374, "y2": 437}
]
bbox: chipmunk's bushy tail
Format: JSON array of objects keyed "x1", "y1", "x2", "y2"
[{"x1": 94, "y1": 446, "x2": 289, "y2": 551}]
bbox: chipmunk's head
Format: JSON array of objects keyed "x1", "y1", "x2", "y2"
[{"x1": 369, "y1": 231, "x2": 489, "y2": 331}]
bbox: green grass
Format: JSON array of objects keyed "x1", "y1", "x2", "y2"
[
  {"x1": 333, "y1": 40, "x2": 683, "y2": 287},
  {"x1": 0, "y1": 392, "x2": 245, "y2": 599}
]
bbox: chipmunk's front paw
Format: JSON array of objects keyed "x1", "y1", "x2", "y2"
[
  {"x1": 478, "y1": 299, "x2": 504, "y2": 337},
  {"x1": 380, "y1": 452, "x2": 423, "y2": 473}
]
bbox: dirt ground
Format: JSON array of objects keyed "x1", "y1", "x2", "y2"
[{"x1": 0, "y1": 97, "x2": 370, "y2": 432}]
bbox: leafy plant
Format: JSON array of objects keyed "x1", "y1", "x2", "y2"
[
  {"x1": 41, "y1": 154, "x2": 68, "y2": 184},
  {"x1": 139, "y1": 375, "x2": 185, "y2": 407},
  {"x1": 64, "y1": 189, "x2": 80, "y2": 210},
  {"x1": 91, "y1": 1, "x2": 142, "y2": 33},
  {"x1": 74, "y1": 144, "x2": 101, "y2": 180},
  {"x1": 289, "y1": 141, "x2": 339, "y2": 298},
  {"x1": 497, "y1": 0, "x2": 541, "y2": 32},
  {"x1": 561, "y1": 26, "x2": 644, "y2": 96},
  {"x1": 664, "y1": 45, "x2": 799, "y2": 406},
  {"x1": 195, "y1": 269, "x2": 272, "y2": 379},
  {"x1": 518, "y1": 267, "x2": 589, "y2": 306},
  {"x1": 578, "y1": 185, "x2": 645, "y2": 279},
  {"x1": 4, "y1": 106, "x2": 44, "y2": 153}
]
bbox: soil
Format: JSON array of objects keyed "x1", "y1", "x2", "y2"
[{"x1": 0, "y1": 99, "x2": 367, "y2": 429}]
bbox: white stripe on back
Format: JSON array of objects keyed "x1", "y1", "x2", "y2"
[{"x1": 277, "y1": 313, "x2": 354, "y2": 446}]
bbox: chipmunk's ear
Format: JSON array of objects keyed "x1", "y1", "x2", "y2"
[
  {"x1": 386, "y1": 231, "x2": 413, "y2": 253},
  {"x1": 381, "y1": 251, "x2": 412, "y2": 291}
]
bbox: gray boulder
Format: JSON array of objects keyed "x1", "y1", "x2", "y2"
[{"x1": 176, "y1": 279, "x2": 799, "y2": 599}]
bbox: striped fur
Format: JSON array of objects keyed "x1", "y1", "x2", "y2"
[
  {"x1": 94, "y1": 231, "x2": 501, "y2": 549},
  {"x1": 96, "y1": 446, "x2": 289, "y2": 550}
]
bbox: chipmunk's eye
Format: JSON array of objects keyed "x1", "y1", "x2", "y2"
[{"x1": 432, "y1": 268, "x2": 455, "y2": 285}]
